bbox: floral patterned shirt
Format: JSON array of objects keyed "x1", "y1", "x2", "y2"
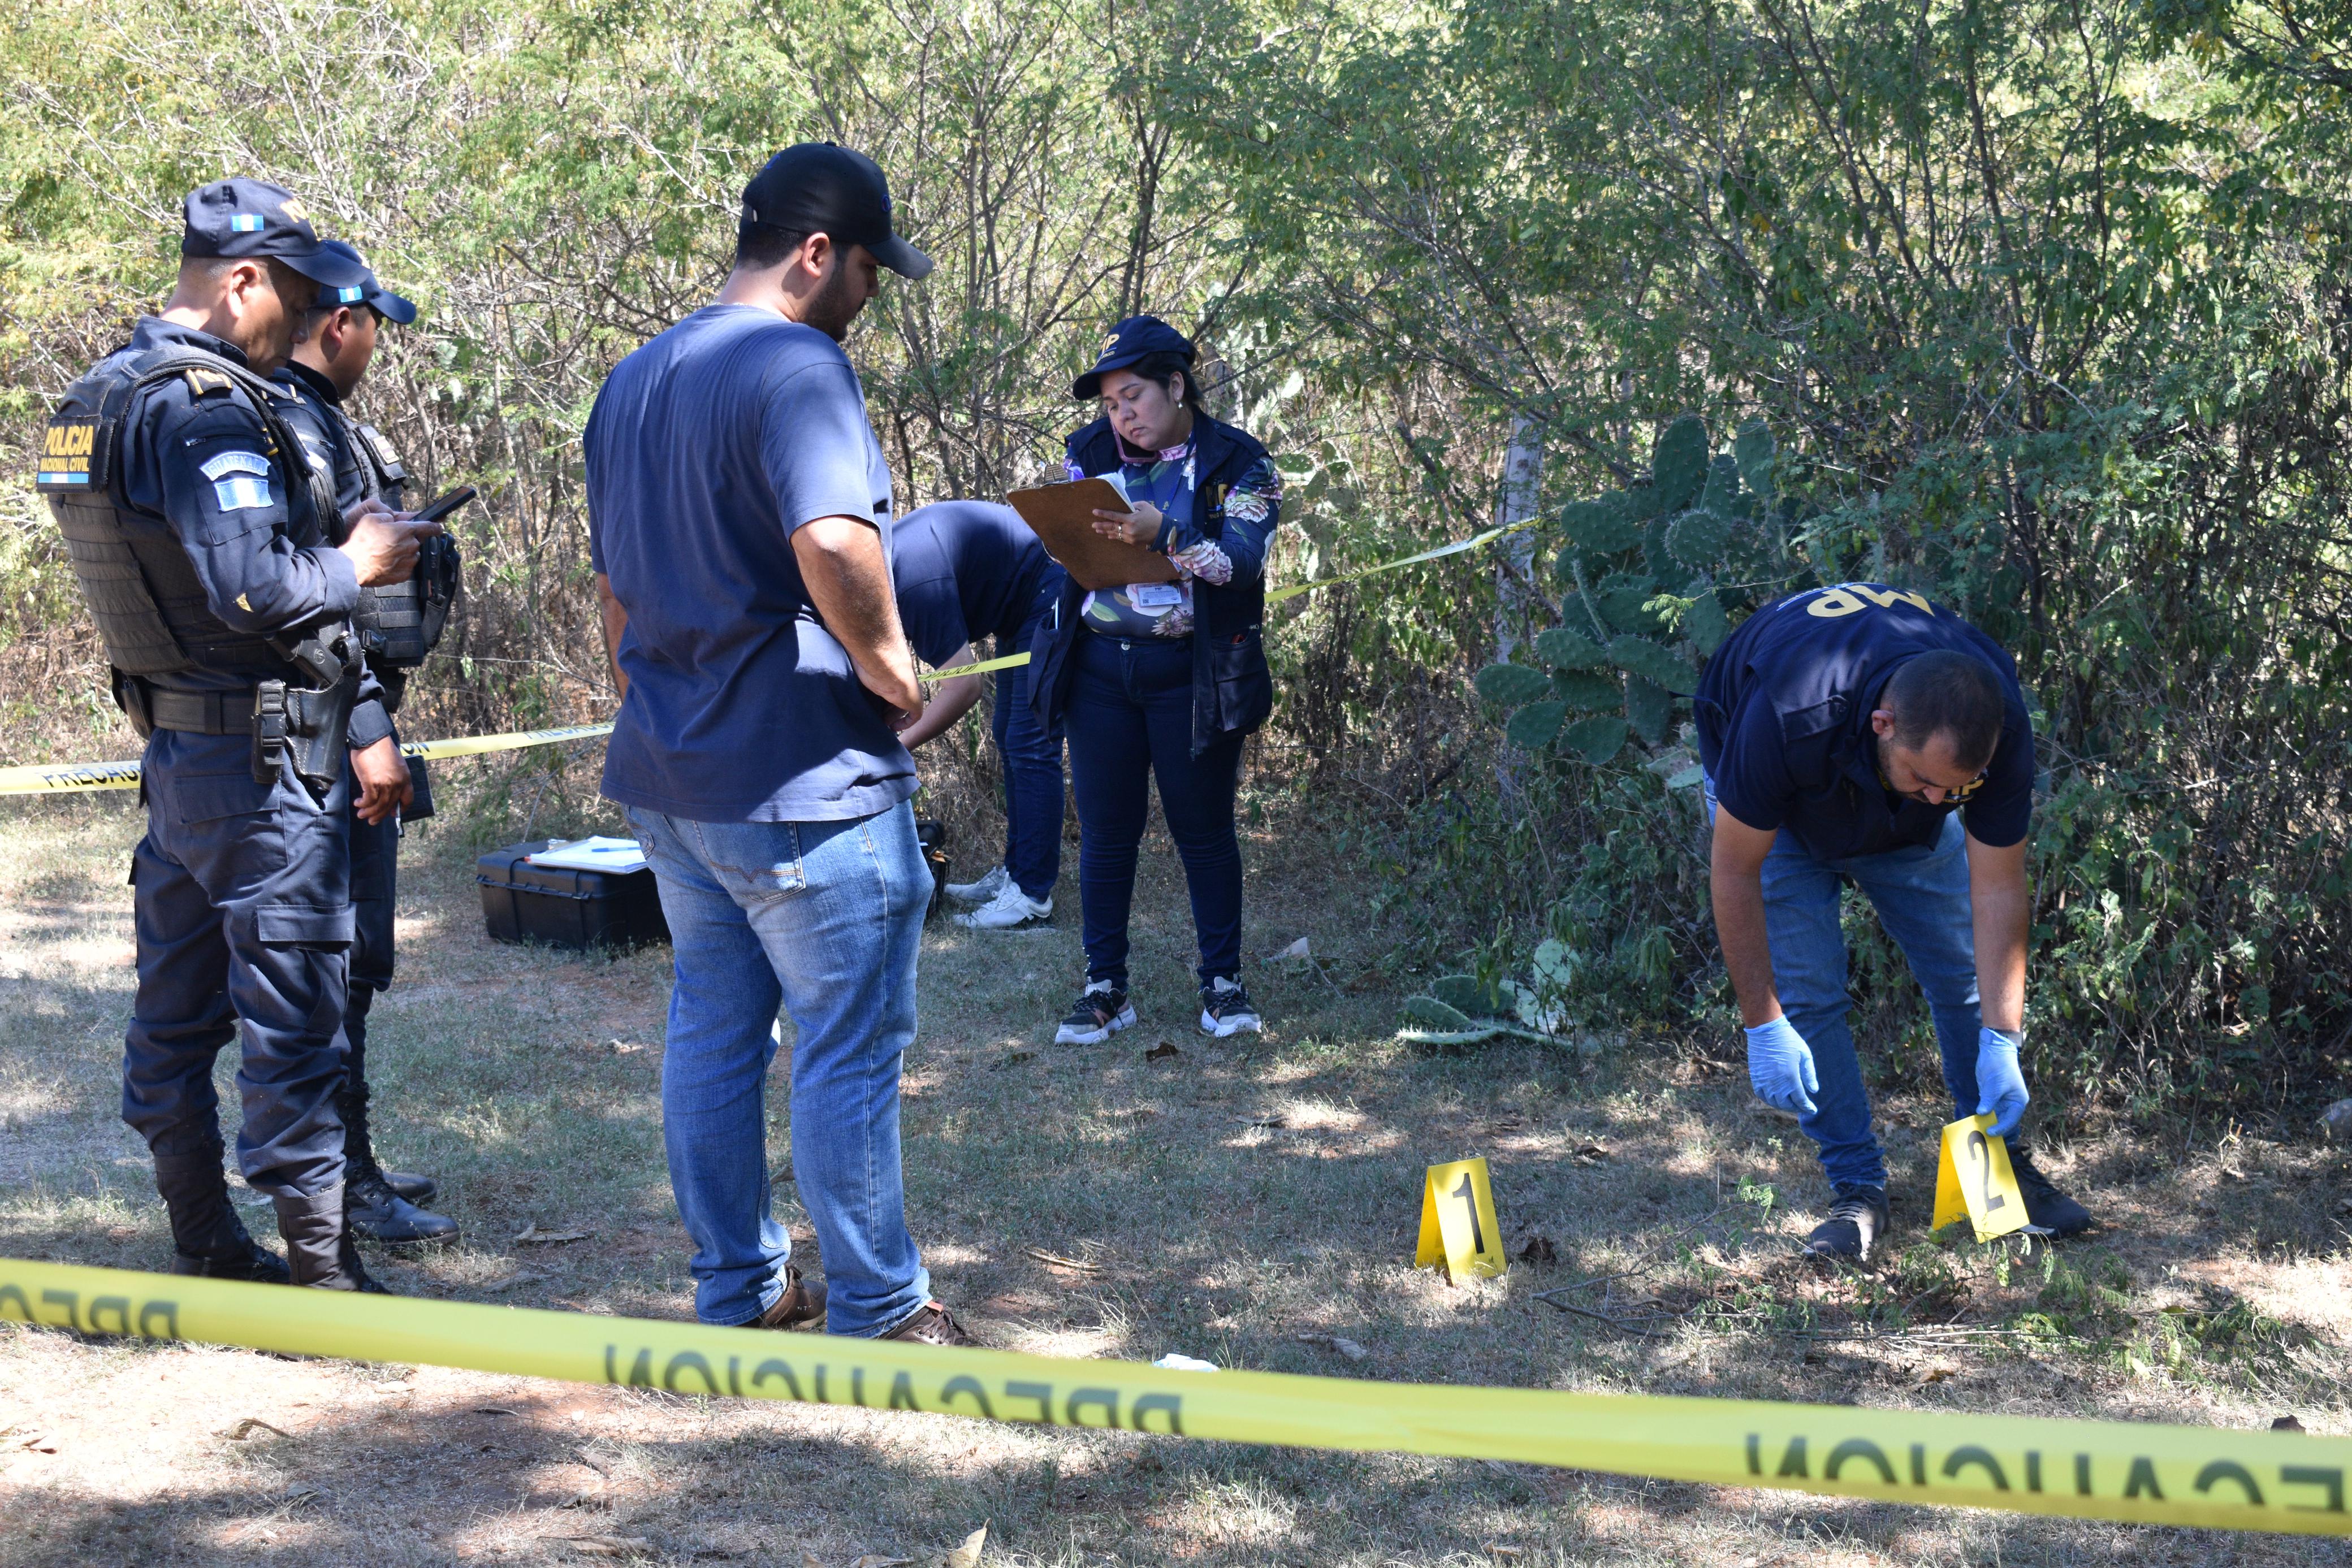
[{"x1": 1067, "y1": 435, "x2": 1282, "y2": 639}]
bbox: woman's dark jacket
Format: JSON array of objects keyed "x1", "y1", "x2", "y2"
[{"x1": 1027, "y1": 410, "x2": 1279, "y2": 755}]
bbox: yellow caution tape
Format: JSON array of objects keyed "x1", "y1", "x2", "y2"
[
  {"x1": 1, "y1": 1257, "x2": 2344, "y2": 1535},
  {"x1": 3, "y1": 521, "x2": 1536, "y2": 782},
  {"x1": 0, "y1": 722, "x2": 619, "y2": 799}
]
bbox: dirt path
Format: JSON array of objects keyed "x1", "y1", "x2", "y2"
[{"x1": 2, "y1": 794, "x2": 2349, "y2": 1566}]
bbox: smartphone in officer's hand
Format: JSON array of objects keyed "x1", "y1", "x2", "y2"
[{"x1": 408, "y1": 485, "x2": 478, "y2": 527}]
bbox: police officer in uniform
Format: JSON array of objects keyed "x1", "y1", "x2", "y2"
[
  {"x1": 269, "y1": 241, "x2": 461, "y2": 1246},
  {"x1": 34, "y1": 179, "x2": 440, "y2": 1291},
  {"x1": 1696, "y1": 583, "x2": 2094, "y2": 1261}
]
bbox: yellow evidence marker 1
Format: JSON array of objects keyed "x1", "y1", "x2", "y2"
[
  {"x1": 1416, "y1": 1157, "x2": 1507, "y2": 1281},
  {"x1": 1931, "y1": 1114, "x2": 2029, "y2": 1242}
]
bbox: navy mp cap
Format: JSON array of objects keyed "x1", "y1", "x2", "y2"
[
  {"x1": 310, "y1": 240, "x2": 418, "y2": 324},
  {"x1": 741, "y1": 142, "x2": 932, "y2": 281},
  {"x1": 1073, "y1": 315, "x2": 1195, "y2": 400},
  {"x1": 181, "y1": 177, "x2": 367, "y2": 289}
]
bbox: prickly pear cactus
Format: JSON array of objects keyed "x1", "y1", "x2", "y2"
[{"x1": 1475, "y1": 416, "x2": 1783, "y2": 764}]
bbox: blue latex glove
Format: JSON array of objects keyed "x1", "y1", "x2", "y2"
[
  {"x1": 1745, "y1": 1015, "x2": 1819, "y2": 1117},
  {"x1": 1975, "y1": 1026, "x2": 2029, "y2": 1137}
]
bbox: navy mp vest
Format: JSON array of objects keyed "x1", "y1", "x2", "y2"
[
  {"x1": 1693, "y1": 583, "x2": 2034, "y2": 861},
  {"x1": 1028, "y1": 410, "x2": 1276, "y2": 755}
]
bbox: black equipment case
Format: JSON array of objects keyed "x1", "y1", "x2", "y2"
[{"x1": 477, "y1": 840, "x2": 670, "y2": 951}]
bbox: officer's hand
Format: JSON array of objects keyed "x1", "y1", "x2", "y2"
[
  {"x1": 350, "y1": 737, "x2": 413, "y2": 825},
  {"x1": 1091, "y1": 500, "x2": 1164, "y2": 547},
  {"x1": 1745, "y1": 1015, "x2": 1819, "y2": 1118},
  {"x1": 340, "y1": 507, "x2": 444, "y2": 587},
  {"x1": 1975, "y1": 1026, "x2": 2030, "y2": 1138}
]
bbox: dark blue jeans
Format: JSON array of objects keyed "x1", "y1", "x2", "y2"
[
  {"x1": 992, "y1": 610, "x2": 1065, "y2": 901},
  {"x1": 1066, "y1": 632, "x2": 1244, "y2": 987}
]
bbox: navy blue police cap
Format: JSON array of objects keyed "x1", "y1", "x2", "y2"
[
  {"x1": 1073, "y1": 315, "x2": 1195, "y2": 400},
  {"x1": 181, "y1": 178, "x2": 367, "y2": 289},
  {"x1": 310, "y1": 241, "x2": 419, "y2": 325},
  {"x1": 742, "y1": 143, "x2": 933, "y2": 281}
]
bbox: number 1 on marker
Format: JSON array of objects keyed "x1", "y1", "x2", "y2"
[{"x1": 1418, "y1": 1158, "x2": 1507, "y2": 1280}]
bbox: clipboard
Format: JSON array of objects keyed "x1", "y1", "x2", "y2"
[{"x1": 1005, "y1": 479, "x2": 1181, "y2": 593}]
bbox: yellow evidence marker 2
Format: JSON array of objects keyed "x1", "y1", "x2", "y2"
[
  {"x1": 1416, "y1": 1156, "x2": 1507, "y2": 1280},
  {"x1": 1932, "y1": 1113, "x2": 2029, "y2": 1242}
]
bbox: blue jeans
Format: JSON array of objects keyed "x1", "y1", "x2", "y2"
[
  {"x1": 1706, "y1": 778, "x2": 1984, "y2": 1193},
  {"x1": 1065, "y1": 632, "x2": 1245, "y2": 987},
  {"x1": 628, "y1": 801, "x2": 932, "y2": 1333},
  {"x1": 992, "y1": 608, "x2": 1065, "y2": 901}
]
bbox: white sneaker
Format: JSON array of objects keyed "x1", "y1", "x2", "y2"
[
  {"x1": 1199, "y1": 976, "x2": 1261, "y2": 1037},
  {"x1": 944, "y1": 865, "x2": 1008, "y2": 907},
  {"x1": 955, "y1": 883, "x2": 1052, "y2": 930}
]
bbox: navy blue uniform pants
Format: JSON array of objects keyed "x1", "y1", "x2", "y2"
[
  {"x1": 991, "y1": 606, "x2": 1066, "y2": 902},
  {"x1": 1065, "y1": 632, "x2": 1245, "y2": 988},
  {"x1": 344, "y1": 751, "x2": 427, "y2": 1099},
  {"x1": 122, "y1": 730, "x2": 354, "y2": 1197}
]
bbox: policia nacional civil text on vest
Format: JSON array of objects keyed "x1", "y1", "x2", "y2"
[
  {"x1": 35, "y1": 179, "x2": 446, "y2": 1293},
  {"x1": 267, "y1": 239, "x2": 462, "y2": 1247},
  {"x1": 1694, "y1": 583, "x2": 2095, "y2": 1262}
]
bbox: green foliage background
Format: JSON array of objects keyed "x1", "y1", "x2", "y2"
[{"x1": 6, "y1": 0, "x2": 2351, "y2": 1124}]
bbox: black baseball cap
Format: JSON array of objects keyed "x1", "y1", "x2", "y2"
[
  {"x1": 180, "y1": 178, "x2": 367, "y2": 289},
  {"x1": 741, "y1": 143, "x2": 932, "y2": 280},
  {"x1": 1073, "y1": 315, "x2": 1196, "y2": 399},
  {"x1": 312, "y1": 241, "x2": 418, "y2": 325}
]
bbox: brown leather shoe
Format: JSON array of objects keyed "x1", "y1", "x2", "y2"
[
  {"x1": 754, "y1": 1266, "x2": 826, "y2": 1330},
  {"x1": 879, "y1": 1301, "x2": 975, "y2": 1346}
]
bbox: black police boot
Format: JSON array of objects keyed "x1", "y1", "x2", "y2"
[
  {"x1": 154, "y1": 1150, "x2": 290, "y2": 1284},
  {"x1": 346, "y1": 1167, "x2": 459, "y2": 1246},
  {"x1": 1804, "y1": 1185, "x2": 1891, "y2": 1263},
  {"x1": 2007, "y1": 1147, "x2": 2094, "y2": 1236},
  {"x1": 274, "y1": 1186, "x2": 387, "y2": 1293},
  {"x1": 337, "y1": 1081, "x2": 438, "y2": 1207}
]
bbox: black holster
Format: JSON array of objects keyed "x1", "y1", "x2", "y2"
[
  {"x1": 251, "y1": 676, "x2": 361, "y2": 791},
  {"x1": 111, "y1": 667, "x2": 154, "y2": 739}
]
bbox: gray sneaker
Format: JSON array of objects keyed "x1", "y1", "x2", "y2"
[
  {"x1": 944, "y1": 865, "x2": 1008, "y2": 907},
  {"x1": 1805, "y1": 1185, "x2": 1891, "y2": 1262},
  {"x1": 956, "y1": 883, "x2": 1051, "y2": 930}
]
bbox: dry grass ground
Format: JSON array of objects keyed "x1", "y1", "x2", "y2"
[{"x1": 2, "y1": 787, "x2": 2351, "y2": 1566}]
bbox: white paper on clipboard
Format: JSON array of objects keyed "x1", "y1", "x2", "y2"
[{"x1": 526, "y1": 836, "x2": 648, "y2": 873}]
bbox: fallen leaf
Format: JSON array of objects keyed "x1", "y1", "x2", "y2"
[
  {"x1": 483, "y1": 1271, "x2": 548, "y2": 1293},
  {"x1": 989, "y1": 1052, "x2": 1035, "y2": 1071},
  {"x1": 2275, "y1": 1415, "x2": 2308, "y2": 1432},
  {"x1": 607, "y1": 1039, "x2": 643, "y2": 1055},
  {"x1": 1236, "y1": 1114, "x2": 1286, "y2": 1129},
  {"x1": 474, "y1": 1406, "x2": 519, "y2": 1416},
  {"x1": 514, "y1": 1225, "x2": 594, "y2": 1245},
  {"x1": 771, "y1": 1162, "x2": 796, "y2": 1186},
  {"x1": 223, "y1": 1418, "x2": 290, "y2": 1441},
  {"x1": 14, "y1": 1431, "x2": 57, "y2": 1454},
  {"x1": 1482, "y1": 1547, "x2": 1525, "y2": 1562},
  {"x1": 1572, "y1": 1143, "x2": 1609, "y2": 1164},
  {"x1": 1144, "y1": 1040, "x2": 1181, "y2": 1062},
  {"x1": 945, "y1": 1524, "x2": 989, "y2": 1568},
  {"x1": 1515, "y1": 1234, "x2": 1558, "y2": 1264},
  {"x1": 1296, "y1": 1332, "x2": 1368, "y2": 1361},
  {"x1": 1917, "y1": 1366, "x2": 1958, "y2": 1386},
  {"x1": 802, "y1": 1554, "x2": 825, "y2": 1568},
  {"x1": 283, "y1": 1480, "x2": 321, "y2": 1502}
]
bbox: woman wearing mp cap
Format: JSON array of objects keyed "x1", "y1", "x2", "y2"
[{"x1": 1027, "y1": 315, "x2": 1283, "y2": 1046}]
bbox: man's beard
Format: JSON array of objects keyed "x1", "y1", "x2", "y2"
[{"x1": 802, "y1": 258, "x2": 864, "y2": 342}]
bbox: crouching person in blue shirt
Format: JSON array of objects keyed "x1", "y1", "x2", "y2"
[
  {"x1": 586, "y1": 145, "x2": 972, "y2": 1346},
  {"x1": 1695, "y1": 583, "x2": 2094, "y2": 1261},
  {"x1": 888, "y1": 500, "x2": 1068, "y2": 930}
]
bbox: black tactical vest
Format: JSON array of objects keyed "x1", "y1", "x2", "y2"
[
  {"x1": 334, "y1": 409, "x2": 459, "y2": 670},
  {"x1": 38, "y1": 345, "x2": 341, "y2": 681}
]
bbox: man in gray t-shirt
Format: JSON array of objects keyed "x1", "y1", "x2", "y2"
[{"x1": 586, "y1": 144, "x2": 975, "y2": 1346}]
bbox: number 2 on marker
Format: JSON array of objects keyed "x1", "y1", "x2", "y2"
[{"x1": 1965, "y1": 1130, "x2": 2007, "y2": 1214}]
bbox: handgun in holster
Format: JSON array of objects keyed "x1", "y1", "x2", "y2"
[{"x1": 253, "y1": 621, "x2": 363, "y2": 791}]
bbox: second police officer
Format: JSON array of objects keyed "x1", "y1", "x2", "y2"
[
  {"x1": 269, "y1": 240, "x2": 462, "y2": 1246},
  {"x1": 34, "y1": 180, "x2": 442, "y2": 1291}
]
